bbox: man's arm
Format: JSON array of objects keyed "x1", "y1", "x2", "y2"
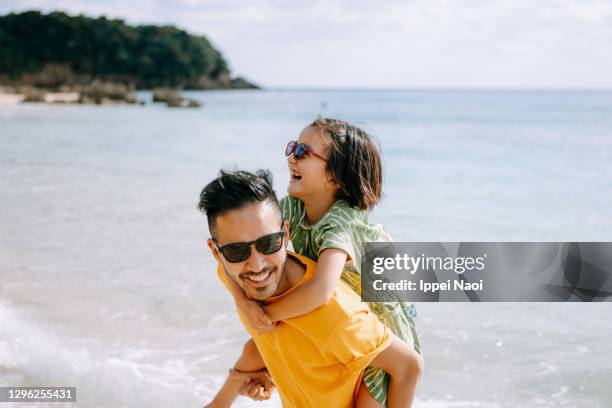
[
  {"x1": 367, "y1": 334, "x2": 424, "y2": 408},
  {"x1": 205, "y1": 339, "x2": 273, "y2": 407}
]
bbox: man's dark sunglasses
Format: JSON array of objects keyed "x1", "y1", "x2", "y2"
[{"x1": 214, "y1": 229, "x2": 285, "y2": 263}]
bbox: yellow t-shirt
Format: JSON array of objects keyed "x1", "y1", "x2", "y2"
[{"x1": 217, "y1": 252, "x2": 391, "y2": 408}]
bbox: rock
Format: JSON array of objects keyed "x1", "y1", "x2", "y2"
[
  {"x1": 22, "y1": 88, "x2": 46, "y2": 103},
  {"x1": 166, "y1": 97, "x2": 201, "y2": 108},
  {"x1": 230, "y1": 76, "x2": 259, "y2": 89},
  {"x1": 153, "y1": 88, "x2": 202, "y2": 108},
  {"x1": 153, "y1": 88, "x2": 181, "y2": 103},
  {"x1": 79, "y1": 80, "x2": 140, "y2": 104},
  {"x1": 190, "y1": 74, "x2": 259, "y2": 90}
]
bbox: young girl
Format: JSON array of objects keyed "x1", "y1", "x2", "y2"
[{"x1": 212, "y1": 118, "x2": 421, "y2": 407}]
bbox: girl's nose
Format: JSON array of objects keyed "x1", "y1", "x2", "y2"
[{"x1": 287, "y1": 153, "x2": 297, "y2": 164}]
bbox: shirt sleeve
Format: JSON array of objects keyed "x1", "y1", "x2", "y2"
[
  {"x1": 316, "y1": 213, "x2": 359, "y2": 262},
  {"x1": 325, "y1": 310, "x2": 391, "y2": 373}
]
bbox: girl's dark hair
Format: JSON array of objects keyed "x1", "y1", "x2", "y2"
[
  {"x1": 310, "y1": 118, "x2": 383, "y2": 210},
  {"x1": 198, "y1": 169, "x2": 280, "y2": 238}
]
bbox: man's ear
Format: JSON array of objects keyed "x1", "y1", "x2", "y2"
[{"x1": 207, "y1": 238, "x2": 222, "y2": 263}]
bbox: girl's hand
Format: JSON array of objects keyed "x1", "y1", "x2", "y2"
[
  {"x1": 230, "y1": 368, "x2": 275, "y2": 401},
  {"x1": 238, "y1": 299, "x2": 277, "y2": 333},
  {"x1": 222, "y1": 268, "x2": 277, "y2": 333}
]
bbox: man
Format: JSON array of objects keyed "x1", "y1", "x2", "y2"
[{"x1": 199, "y1": 169, "x2": 423, "y2": 407}]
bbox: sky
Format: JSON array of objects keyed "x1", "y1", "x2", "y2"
[{"x1": 2, "y1": 0, "x2": 612, "y2": 89}]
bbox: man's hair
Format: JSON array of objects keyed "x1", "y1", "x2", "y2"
[
  {"x1": 198, "y1": 169, "x2": 280, "y2": 238},
  {"x1": 309, "y1": 117, "x2": 383, "y2": 211}
]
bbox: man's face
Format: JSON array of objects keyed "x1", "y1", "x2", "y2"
[{"x1": 208, "y1": 200, "x2": 289, "y2": 300}]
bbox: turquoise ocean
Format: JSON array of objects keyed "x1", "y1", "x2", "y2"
[{"x1": 1, "y1": 90, "x2": 612, "y2": 407}]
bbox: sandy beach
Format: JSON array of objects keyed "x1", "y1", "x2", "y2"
[
  {"x1": 0, "y1": 92, "x2": 24, "y2": 105},
  {"x1": 0, "y1": 91, "x2": 97, "y2": 105}
]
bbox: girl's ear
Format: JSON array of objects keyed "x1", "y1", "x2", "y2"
[
  {"x1": 326, "y1": 177, "x2": 340, "y2": 190},
  {"x1": 325, "y1": 171, "x2": 340, "y2": 189},
  {"x1": 207, "y1": 238, "x2": 222, "y2": 263}
]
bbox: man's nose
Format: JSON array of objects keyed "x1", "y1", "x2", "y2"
[
  {"x1": 287, "y1": 152, "x2": 297, "y2": 164},
  {"x1": 245, "y1": 244, "x2": 266, "y2": 272}
]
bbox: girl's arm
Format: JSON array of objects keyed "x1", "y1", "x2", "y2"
[
  {"x1": 206, "y1": 339, "x2": 273, "y2": 407},
  {"x1": 264, "y1": 248, "x2": 348, "y2": 322},
  {"x1": 223, "y1": 269, "x2": 276, "y2": 333}
]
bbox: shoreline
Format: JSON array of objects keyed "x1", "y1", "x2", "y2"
[
  {"x1": 0, "y1": 92, "x2": 24, "y2": 105},
  {"x1": 0, "y1": 88, "x2": 200, "y2": 108},
  {"x1": 0, "y1": 91, "x2": 82, "y2": 105}
]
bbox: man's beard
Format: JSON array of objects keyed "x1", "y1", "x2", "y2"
[{"x1": 238, "y1": 258, "x2": 287, "y2": 300}]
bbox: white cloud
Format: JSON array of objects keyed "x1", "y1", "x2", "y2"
[{"x1": 1, "y1": 0, "x2": 611, "y2": 88}]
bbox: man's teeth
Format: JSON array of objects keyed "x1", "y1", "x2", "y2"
[{"x1": 247, "y1": 271, "x2": 271, "y2": 282}]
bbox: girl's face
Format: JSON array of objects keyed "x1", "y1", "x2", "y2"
[{"x1": 287, "y1": 126, "x2": 337, "y2": 201}]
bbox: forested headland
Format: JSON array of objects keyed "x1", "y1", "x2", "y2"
[{"x1": 0, "y1": 10, "x2": 257, "y2": 90}]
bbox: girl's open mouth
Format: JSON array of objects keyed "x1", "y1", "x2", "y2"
[{"x1": 289, "y1": 169, "x2": 302, "y2": 181}]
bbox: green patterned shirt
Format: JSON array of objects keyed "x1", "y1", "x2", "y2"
[
  {"x1": 280, "y1": 195, "x2": 391, "y2": 275},
  {"x1": 280, "y1": 196, "x2": 421, "y2": 407}
]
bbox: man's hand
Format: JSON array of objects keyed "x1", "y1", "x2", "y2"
[
  {"x1": 238, "y1": 299, "x2": 277, "y2": 334},
  {"x1": 229, "y1": 368, "x2": 275, "y2": 401}
]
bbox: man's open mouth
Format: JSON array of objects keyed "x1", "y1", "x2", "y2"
[{"x1": 242, "y1": 269, "x2": 274, "y2": 287}]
